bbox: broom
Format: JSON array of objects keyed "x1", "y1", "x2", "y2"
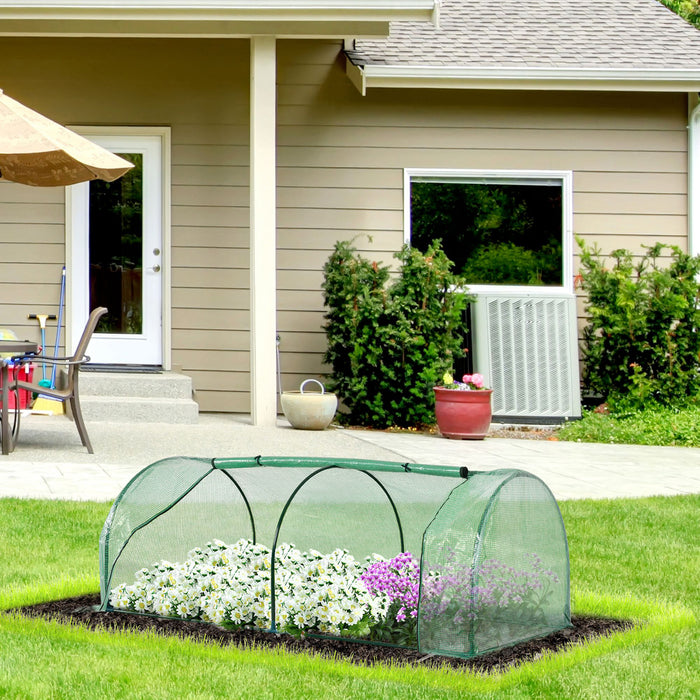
[{"x1": 32, "y1": 267, "x2": 66, "y2": 415}]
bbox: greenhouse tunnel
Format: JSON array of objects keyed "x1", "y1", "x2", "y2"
[{"x1": 100, "y1": 456, "x2": 571, "y2": 659}]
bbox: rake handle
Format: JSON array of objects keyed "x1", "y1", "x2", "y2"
[{"x1": 28, "y1": 314, "x2": 57, "y2": 380}]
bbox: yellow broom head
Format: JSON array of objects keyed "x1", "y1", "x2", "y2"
[{"x1": 31, "y1": 396, "x2": 66, "y2": 415}]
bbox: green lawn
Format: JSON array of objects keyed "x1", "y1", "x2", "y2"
[
  {"x1": 557, "y1": 405, "x2": 700, "y2": 448},
  {"x1": 1, "y1": 495, "x2": 698, "y2": 699}
]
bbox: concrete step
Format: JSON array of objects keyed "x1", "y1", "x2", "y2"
[
  {"x1": 80, "y1": 371, "x2": 194, "y2": 400},
  {"x1": 80, "y1": 395, "x2": 200, "y2": 424},
  {"x1": 78, "y1": 371, "x2": 199, "y2": 424}
]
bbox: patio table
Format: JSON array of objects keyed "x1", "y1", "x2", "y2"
[{"x1": 0, "y1": 340, "x2": 38, "y2": 455}]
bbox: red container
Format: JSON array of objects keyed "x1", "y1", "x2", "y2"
[
  {"x1": 433, "y1": 387, "x2": 493, "y2": 440},
  {"x1": 0, "y1": 363, "x2": 35, "y2": 409}
]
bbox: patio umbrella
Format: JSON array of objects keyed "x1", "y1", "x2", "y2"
[{"x1": 0, "y1": 88, "x2": 133, "y2": 187}]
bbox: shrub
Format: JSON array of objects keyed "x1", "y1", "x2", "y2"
[
  {"x1": 658, "y1": 0, "x2": 700, "y2": 29},
  {"x1": 322, "y1": 239, "x2": 470, "y2": 428},
  {"x1": 577, "y1": 238, "x2": 700, "y2": 410}
]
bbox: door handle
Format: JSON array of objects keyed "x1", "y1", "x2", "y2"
[{"x1": 152, "y1": 264, "x2": 161, "y2": 273}]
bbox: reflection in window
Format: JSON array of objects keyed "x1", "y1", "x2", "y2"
[
  {"x1": 89, "y1": 153, "x2": 143, "y2": 333},
  {"x1": 410, "y1": 180, "x2": 563, "y2": 286}
]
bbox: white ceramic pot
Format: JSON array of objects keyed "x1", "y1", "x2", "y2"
[{"x1": 281, "y1": 379, "x2": 338, "y2": 430}]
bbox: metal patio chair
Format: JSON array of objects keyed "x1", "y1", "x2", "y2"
[{"x1": 11, "y1": 306, "x2": 108, "y2": 454}]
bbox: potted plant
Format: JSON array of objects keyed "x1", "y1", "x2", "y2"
[{"x1": 433, "y1": 372, "x2": 493, "y2": 440}]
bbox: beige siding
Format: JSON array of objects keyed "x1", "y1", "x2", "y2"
[
  {"x1": 275, "y1": 40, "x2": 690, "y2": 394},
  {"x1": 0, "y1": 36, "x2": 692, "y2": 413},
  {"x1": 0, "y1": 176, "x2": 65, "y2": 327},
  {"x1": 0, "y1": 36, "x2": 252, "y2": 411}
]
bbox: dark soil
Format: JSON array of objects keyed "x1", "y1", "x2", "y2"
[{"x1": 14, "y1": 594, "x2": 633, "y2": 673}]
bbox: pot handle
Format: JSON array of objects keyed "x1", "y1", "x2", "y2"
[{"x1": 300, "y1": 379, "x2": 325, "y2": 395}]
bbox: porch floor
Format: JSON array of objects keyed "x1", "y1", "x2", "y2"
[{"x1": 1, "y1": 412, "x2": 698, "y2": 502}]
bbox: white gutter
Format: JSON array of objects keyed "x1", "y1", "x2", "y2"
[
  {"x1": 690, "y1": 98, "x2": 700, "y2": 257},
  {"x1": 0, "y1": 1, "x2": 439, "y2": 38},
  {"x1": 0, "y1": 0, "x2": 440, "y2": 23},
  {"x1": 347, "y1": 64, "x2": 700, "y2": 95}
]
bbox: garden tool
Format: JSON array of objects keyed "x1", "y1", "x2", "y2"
[
  {"x1": 31, "y1": 267, "x2": 67, "y2": 415},
  {"x1": 28, "y1": 313, "x2": 55, "y2": 388},
  {"x1": 33, "y1": 267, "x2": 67, "y2": 415},
  {"x1": 50, "y1": 267, "x2": 66, "y2": 390}
]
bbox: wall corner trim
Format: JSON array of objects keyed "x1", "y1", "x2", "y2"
[{"x1": 690, "y1": 100, "x2": 700, "y2": 257}]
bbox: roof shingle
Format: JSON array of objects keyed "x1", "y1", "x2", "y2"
[{"x1": 346, "y1": 0, "x2": 700, "y2": 70}]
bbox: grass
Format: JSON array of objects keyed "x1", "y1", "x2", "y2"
[
  {"x1": 0, "y1": 495, "x2": 698, "y2": 698},
  {"x1": 557, "y1": 404, "x2": 700, "y2": 448}
]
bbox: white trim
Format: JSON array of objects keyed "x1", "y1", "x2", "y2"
[
  {"x1": 0, "y1": 0, "x2": 436, "y2": 10},
  {"x1": 403, "y1": 168, "x2": 574, "y2": 295},
  {"x1": 0, "y1": 1, "x2": 438, "y2": 26},
  {"x1": 690, "y1": 99, "x2": 700, "y2": 257},
  {"x1": 250, "y1": 36, "x2": 278, "y2": 426},
  {"x1": 66, "y1": 126, "x2": 171, "y2": 368},
  {"x1": 351, "y1": 64, "x2": 700, "y2": 94},
  {"x1": 0, "y1": 24, "x2": 397, "y2": 40},
  {"x1": 0, "y1": 0, "x2": 438, "y2": 39}
]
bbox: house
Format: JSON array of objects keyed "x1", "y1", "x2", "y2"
[{"x1": 1, "y1": 0, "x2": 699, "y2": 425}]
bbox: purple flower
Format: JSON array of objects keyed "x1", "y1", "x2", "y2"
[{"x1": 361, "y1": 552, "x2": 421, "y2": 623}]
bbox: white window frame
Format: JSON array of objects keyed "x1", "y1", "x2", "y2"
[{"x1": 404, "y1": 168, "x2": 574, "y2": 295}]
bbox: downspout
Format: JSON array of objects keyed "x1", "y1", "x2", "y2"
[
  {"x1": 345, "y1": 1, "x2": 439, "y2": 96},
  {"x1": 690, "y1": 96, "x2": 700, "y2": 257},
  {"x1": 432, "y1": 0, "x2": 441, "y2": 27}
]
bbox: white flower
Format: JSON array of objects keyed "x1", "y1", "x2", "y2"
[
  {"x1": 207, "y1": 606, "x2": 226, "y2": 624},
  {"x1": 110, "y1": 538, "x2": 414, "y2": 638},
  {"x1": 154, "y1": 600, "x2": 171, "y2": 616},
  {"x1": 177, "y1": 601, "x2": 197, "y2": 617}
]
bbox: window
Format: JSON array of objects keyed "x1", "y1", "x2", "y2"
[
  {"x1": 405, "y1": 170, "x2": 573, "y2": 293},
  {"x1": 88, "y1": 152, "x2": 144, "y2": 334}
]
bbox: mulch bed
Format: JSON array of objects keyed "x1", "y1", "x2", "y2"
[
  {"x1": 13, "y1": 593, "x2": 633, "y2": 673},
  {"x1": 344, "y1": 422, "x2": 561, "y2": 441}
]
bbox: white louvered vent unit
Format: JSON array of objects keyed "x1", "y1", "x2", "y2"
[{"x1": 472, "y1": 294, "x2": 581, "y2": 420}]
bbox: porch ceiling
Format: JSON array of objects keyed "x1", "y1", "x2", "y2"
[{"x1": 0, "y1": 0, "x2": 439, "y2": 38}]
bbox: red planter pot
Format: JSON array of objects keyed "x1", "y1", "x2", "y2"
[{"x1": 433, "y1": 387, "x2": 493, "y2": 440}]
